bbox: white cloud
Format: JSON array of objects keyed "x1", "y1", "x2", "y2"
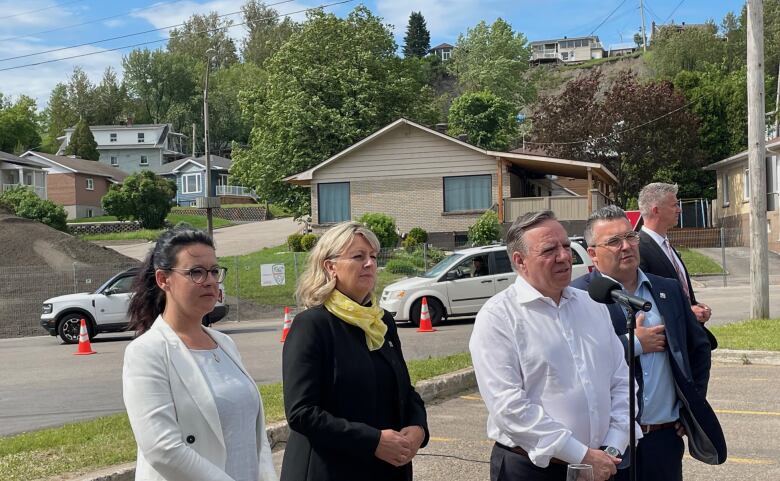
[
  {"x1": 0, "y1": 0, "x2": 77, "y2": 30},
  {"x1": 375, "y1": 0, "x2": 502, "y2": 43}
]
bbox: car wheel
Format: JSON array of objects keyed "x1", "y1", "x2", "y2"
[
  {"x1": 57, "y1": 314, "x2": 91, "y2": 344},
  {"x1": 409, "y1": 298, "x2": 445, "y2": 327}
]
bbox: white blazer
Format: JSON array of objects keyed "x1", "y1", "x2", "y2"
[{"x1": 122, "y1": 316, "x2": 278, "y2": 481}]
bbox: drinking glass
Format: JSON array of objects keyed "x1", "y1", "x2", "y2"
[{"x1": 566, "y1": 463, "x2": 594, "y2": 481}]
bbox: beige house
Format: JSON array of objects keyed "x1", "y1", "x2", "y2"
[
  {"x1": 530, "y1": 36, "x2": 604, "y2": 65},
  {"x1": 703, "y1": 138, "x2": 780, "y2": 253},
  {"x1": 285, "y1": 119, "x2": 616, "y2": 246}
]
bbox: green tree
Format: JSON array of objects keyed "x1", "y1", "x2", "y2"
[
  {"x1": 64, "y1": 119, "x2": 100, "y2": 160},
  {"x1": 359, "y1": 212, "x2": 398, "y2": 248},
  {"x1": 449, "y1": 18, "x2": 533, "y2": 108},
  {"x1": 66, "y1": 67, "x2": 96, "y2": 123},
  {"x1": 41, "y1": 84, "x2": 77, "y2": 153},
  {"x1": 648, "y1": 22, "x2": 725, "y2": 78},
  {"x1": 447, "y1": 91, "x2": 517, "y2": 150},
  {"x1": 0, "y1": 95, "x2": 41, "y2": 153},
  {"x1": 633, "y1": 32, "x2": 643, "y2": 48},
  {"x1": 241, "y1": 0, "x2": 298, "y2": 66},
  {"x1": 93, "y1": 67, "x2": 128, "y2": 125},
  {"x1": 467, "y1": 210, "x2": 500, "y2": 246},
  {"x1": 231, "y1": 6, "x2": 438, "y2": 215},
  {"x1": 531, "y1": 69, "x2": 700, "y2": 206},
  {"x1": 102, "y1": 170, "x2": 176, "y2": 229},
  {"x1": 402, "y1": 12, "x2": 431, "y2": 58},
  {"x1": 168, "y1": 12, "x2": 239, "y2": 70},
  {"x1": 0, "y1": 186, "x2": 67, "y2": 231}
]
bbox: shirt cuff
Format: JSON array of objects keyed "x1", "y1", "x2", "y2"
[
  {"x1": 602, "y1": 426, "x2": 636, "y2": 453},
  {"x1": 625, "y1": 334, "x2": 643, "y2": 356},
  {"x1": 557, "y1": 436, "x2": 589, "y2": 464}
]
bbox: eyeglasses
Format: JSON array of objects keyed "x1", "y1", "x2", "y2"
[
  {"x1": 168, "y1": 266, "x2": 227, "y2": 284},
  {"x1": 592, "y1": 231, "x2": 641, "y2": 250}
]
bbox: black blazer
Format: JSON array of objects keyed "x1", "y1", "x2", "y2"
[
  {"x1": 281, "y1": 305, "x2": 429, "y2": 481},
  {"x1": 571, "y1": 271, "x2": 726, "y2": 465},
  {"x1": 638, "y1": 230, "x2": 718, "y2": 349}
]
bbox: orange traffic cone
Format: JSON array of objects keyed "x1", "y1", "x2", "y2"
[
  {"x1": 417, "y1": 297, "x2": 436, "y2": 332},
  {"x1": 73, "y1": 318, "x2": 97, "y2": 355},
  {"x1": 280, "y1": 307, "x2": 292, "y2": 342}
]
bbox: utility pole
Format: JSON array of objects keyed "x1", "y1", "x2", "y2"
[
  {"x1": 639, "y1": 0, "x2": 648, "y2": 52},
  {"x1": 191, "y1": 123, "x2": 196, "y2": 157},
  {"x1": 747, "y1": 0, "x2": 770, "y2": 319},
  {"x1": 201, "y1": 50, "x2": 217, "y2": 238}
]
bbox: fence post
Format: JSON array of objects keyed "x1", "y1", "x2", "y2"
[
  {"x1": 423, "y1": 243, "x2": 428, "y2": 270},
  {"x1": 72, "y1": 262, "x2": 78, "y2": 294},
  {"x1": 293, "y1": 252, "x2": 299, "y2": 281},
  {"x1": 234, "y1": 256, "x2": 240, "y2": 322},
  {"x1": 720, "y1": 227, "x2": 727, "y2": 288}
]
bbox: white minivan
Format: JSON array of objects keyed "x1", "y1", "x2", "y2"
[{"x1": 380, "y1": 242, "x2": 593, "y2": 327}]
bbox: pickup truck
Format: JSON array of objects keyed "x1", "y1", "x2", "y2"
[{"x1": 40, "y1": 267, "x2": 229, "y2": 343}]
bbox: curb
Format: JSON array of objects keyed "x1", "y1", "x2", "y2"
[
  {"x1": 712, "y1": 348, "x2": 780, "y2": 366},
  {"x1": 65, "y1": 368, "x2": 477, "y2": 481}
]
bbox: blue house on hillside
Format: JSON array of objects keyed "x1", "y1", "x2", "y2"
[{"x1": 152, "y1": 155, "x2": 258, "y2": 206}]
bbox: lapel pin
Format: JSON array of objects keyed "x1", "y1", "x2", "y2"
[
  {"x1": 659, "y1": 292, "x2": 666, "y2": 299},
  {"x1": 388, "y1": 341, "x2": 394, "y2": 348}
]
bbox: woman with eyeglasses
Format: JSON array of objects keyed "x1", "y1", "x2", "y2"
[
  {"x1": 280, "y1": 221, "x2": 429, "y2": 481},
  {"x1": 122, "y1": 227, "x2": 277, "y2": 481}
]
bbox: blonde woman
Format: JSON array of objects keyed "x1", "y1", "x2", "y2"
[{"x1": 280, "y1": 221, "x2": 429, "y2": 481}]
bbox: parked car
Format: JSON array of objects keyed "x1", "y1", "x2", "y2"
[
  {"x1": 379, "y1": 242, "x2": 593, "y2": 327},
  {"x1": 40, "y1": 267, "x2": 229, "y2": 343}
]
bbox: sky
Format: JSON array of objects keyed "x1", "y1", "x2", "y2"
[{"x1": 0, "y1": 0, "x2": 746, "y2": 108}]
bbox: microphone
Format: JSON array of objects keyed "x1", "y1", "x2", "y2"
[{"x1": 588, "y1": 276, "x2": 652, "y2": 312}]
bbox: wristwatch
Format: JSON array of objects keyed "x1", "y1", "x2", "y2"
[{"x1": 603, "y1": 446, "x2": 621, "y2": 458}]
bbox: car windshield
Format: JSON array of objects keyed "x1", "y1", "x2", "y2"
[{"x1": 421, "y1": 253, "x2": 464, "y2": 278}]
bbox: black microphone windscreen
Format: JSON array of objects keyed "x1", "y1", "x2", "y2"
[{"x1": 588, "y1": 276, "x2": 621, "y2": 304}]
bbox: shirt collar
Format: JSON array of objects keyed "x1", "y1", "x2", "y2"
[
  {"x1": 513, "y1": 274, "x2": 573, "y2": 306},
  {"x1": 599, "y1": 269, "x2": 652, "y2": 294},
  {"x1": 641, "y1": 225, "x2": 667, "y2": 245}
]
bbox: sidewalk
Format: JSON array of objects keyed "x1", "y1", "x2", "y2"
[{"x1": 694, "y1": 285, "x2": 780, "y2": 326}]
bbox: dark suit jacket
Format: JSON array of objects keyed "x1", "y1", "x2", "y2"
[
  {"x1": 638, "y1": 229, "x2": 718, "y2": 349},
  {"x1": 571, "y1": 271, "x2": 727, "y2": 465},
  {"x1": 281, "y1": 305, "x2": 429, "y2": 481}
]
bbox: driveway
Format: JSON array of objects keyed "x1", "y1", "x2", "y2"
[
  {"x1": 104, "y1": 218, "x2": 300, "y2": 260},
  {"x1": 693, "y1": 247, "x2": 780, "y2": 287}
]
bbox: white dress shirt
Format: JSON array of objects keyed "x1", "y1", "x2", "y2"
[{"x1": 469, "y1": 275, "x2": 638, "y2": 468}]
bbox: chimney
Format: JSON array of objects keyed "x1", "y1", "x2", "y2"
[{"x1": 127, "y1": 116, "x2": 134, "y2": 127}]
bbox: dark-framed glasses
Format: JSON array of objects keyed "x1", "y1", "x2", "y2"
[
  {"x1": 593, "y1": 231, "x2": 640, "y2": 250},
  {"x1": 168, "y1": 266, "x2": 227, "y2": 284}
]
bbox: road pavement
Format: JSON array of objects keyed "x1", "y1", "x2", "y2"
[
  {"x1": 103, "y1": 217, "x2": 300, "y2": 260},
  {"x1": 692, "y1": 247, "x2": 780, "y2": 287},
  {"x1": 272, "y1": 363, "x2": 780, "y2": 481}
]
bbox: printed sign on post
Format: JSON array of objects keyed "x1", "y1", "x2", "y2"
[{"x1": 261, "y1": 263, "x2": 286, "y2": 286}]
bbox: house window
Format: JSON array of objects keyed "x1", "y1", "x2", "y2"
[
  {"x1": 137, "y1": 133, "x2": 145, "y2": 143},
  {"x1": 443, "y1": 175, "x2": 492, "y2": 212},
  {"x1": 140, "y1": 155, "x2": 148, "y2": 166},
  {"x1": 110, "y1": 133, "x2": 117, "y2": 142},
  {"x1": 441, "y1": 50, "x2": 451, "y2": 61},
  {"x1": 218, "y1": 174, "x2": 228, "y2": 186},
  {"x1": 318, "y1": 182, "x2": 350, "y2": 223},
  {"x1": 110, "y1": 156, "x2": 118, "y2": 166},
  {"x1": 744, "y1": 168, "x2": 750, "y2": 201},
  {"x1": 86, "y1": 178, "x2": 94, "y2": 191},
  {"x1": 722, "y1": 173, "x2": 730, "y2": 206},
  {"x1": 86, "y1": 208, "x2": 93, "y2": 218},
  {"x1": 182, "y1": 173, "x2": 202, "y2": 194}
]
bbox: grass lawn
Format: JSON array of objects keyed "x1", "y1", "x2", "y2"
[
  {"x1": 68, "y1": 215, "x2": 119, "y2": 223},
  {"x1": 709, "y1": 319, "x2": 780, "y2": 351},
  {"x1": 220, "y1": 245, "x2": 408, "y2": 308},
  {"x1": 678, "y1": 248, "x2": 724, "y2": 275},
  {"x1": 79, "y1": 214, "x2": 234, "y2": 241},
  {"x1": 0, "y1": 353, "x2": 472, "y2": 481}
]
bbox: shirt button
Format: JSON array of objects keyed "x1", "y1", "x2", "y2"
[{"x1": 644, "y1": 372, "x2": 649, "y2": 376}]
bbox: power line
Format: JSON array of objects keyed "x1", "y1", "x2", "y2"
[
  {"x1": 0, "y1": 0, "x2": 356, "y2": 73},
  {"x1": 663, "y1": 0, "x2": 686, "y2": 24},
  {"x1": 524, "y1": 98, "x2": 697, "y2": 147},
  {"x1": 0, "y1": 0, "x2": 83, "y2": 20},
  {"x1": 643, "y1": 1, "x2": 664, "y2": 24},
  {"x1": 0, "y1": 0, "x2": 298, "y2": 64},
  {"x1": 590, "y1": 0, "x2": 629, "y2": 36}
]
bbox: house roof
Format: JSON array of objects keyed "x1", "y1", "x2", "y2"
[
  {"x1": 530, "y1": 35, "x2": 600, "y2": 45},
  {"x1": 703, "y1": 137, "x2": 780, "y2": 171},
  {"x1": 63, "y1": 123, "x2": 170, "y2": 132},
  {"x1": 284, "y1": 118, "x2": 617, "y2": 186},
  {"x1": 0, "y1": 150, "x2": 47, "y2": 169},
  {"x1": 430, "y1": 43, "x2": 454, "y2": 51},
  {"x1": 22, "y1": 151, "x2": 129, "y2": 182},
  {"x1": 608, "y1": 43, "x2": 637, "y2": 51},
  {"x1": 151, "y1": 155, "x2": 232, "y2": 175}
]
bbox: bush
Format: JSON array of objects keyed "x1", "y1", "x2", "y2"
[
  {"x1": 358, "y1": 213, "x2": 398, "y2": 249},
  {"x1": 0, "y1": 186, "x2": 68, "y2": 231},
  {"x1": 287, "y1": 233, "x2": 304, "y2": 252},
  {"x1": 300, "y1": 233, "x2": 319, "y2": 251},
  {"x1": 385, "y1": 258, "x2": 418, "y2": 275},
  {"x1": 403, "y1": 227, "x2": 428, "y2": 250},
  {"x1": 467, "y1": 210, "x2": 501, "y2": 246},
  {"x1": 102, "y1": 170, "x2": 176, "y2": 229}
]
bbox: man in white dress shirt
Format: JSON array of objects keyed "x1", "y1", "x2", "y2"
[{"x1": 469, "y1": 210, "x2": 636, "y2": 481}]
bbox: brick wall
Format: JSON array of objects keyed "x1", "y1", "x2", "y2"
[
  {"x1": 46, "y1": 173, "x2": 76, "y2": 205},
  {"x1": 74, "y1": 173, "x2": 110, "y2": 206},
  {"x1": 67, "y1": 221, "x2": 143, "y2": 235}
]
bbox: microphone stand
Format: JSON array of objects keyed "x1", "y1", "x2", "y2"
[{"x1": 622, "y1": 302, "x2": 638, "y2": 481}]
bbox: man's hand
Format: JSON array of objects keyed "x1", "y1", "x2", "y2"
[
  {"x1": 675, "y1": 421, "x2": 687, "y2": 438},
  {"x1": 399, "y1": 425, "x2": 426, "y2": 462},
  {"x1": 691, "y1": 303, "x2": 712, "y2": 324},
  {"x1": 581, "y1": 448, "x2": 620, "y2": 481},
  {"x1": 636, "y1": 312, "x2": 666, "y2": 353},
  {"x1": 375, "y1": 429, "x2": 412, "y2": 467}
]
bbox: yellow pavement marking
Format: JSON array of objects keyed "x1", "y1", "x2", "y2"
[
  {"x1": 727, "y1": 457, "x2": 776, "y2": 465},
  {"x1": 429, "y1": 437, "x2": 456, "y2": 442},
  {"x1": 715, "y1": 408, "x2": 780, "y2": 417},
  {"x1": 460, "y1": 395, "x2": 482, "y2": 401}
]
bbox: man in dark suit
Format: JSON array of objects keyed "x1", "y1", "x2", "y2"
[
  {"x1": 637, "y1": 182, "x2": 717, "y2": 348},
  {"x1": 571, "y1": 206, "x2": 726, "y2": 481}
]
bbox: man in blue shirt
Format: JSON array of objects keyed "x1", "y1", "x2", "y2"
[{"x1": 571, "y1": 206, "x2": 725, "y2": 481}]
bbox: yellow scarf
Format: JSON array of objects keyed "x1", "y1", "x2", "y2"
[{"x1": 324, "y1": 289, "x2": 387, "y2": 351}]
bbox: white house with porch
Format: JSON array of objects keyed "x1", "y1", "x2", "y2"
[{"x1": 0, "y1": 151, "x2": 47, "y2": 199}]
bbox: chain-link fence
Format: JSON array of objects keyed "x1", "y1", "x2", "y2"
[{"x1": 0, "y1": 244, "x2": 458, "y2": 339}]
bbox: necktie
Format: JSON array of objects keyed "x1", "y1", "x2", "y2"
[{"x1": 664, "y1": 238, "x2": 690, "y2": 301}]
